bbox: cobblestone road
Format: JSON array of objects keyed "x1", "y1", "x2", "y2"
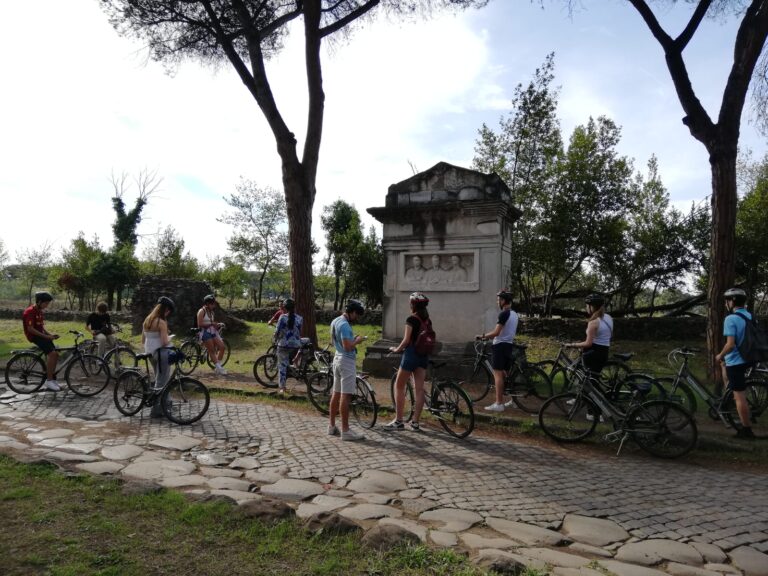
[{"x1": 3, "y1": 387, "x2": 768, "y2": 553}]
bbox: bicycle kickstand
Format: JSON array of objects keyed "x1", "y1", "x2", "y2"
[{"x1": 615, "y1": 432, "x2": 630, "y2": 457}]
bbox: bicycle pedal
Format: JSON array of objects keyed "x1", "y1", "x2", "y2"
[{"x1": 603, "y1": 431, "x2": 622, "y2": 443}]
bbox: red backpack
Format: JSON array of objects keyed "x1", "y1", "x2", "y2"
[{"x1": 413, "y1": 316, "x2": 436, "y2": 356}]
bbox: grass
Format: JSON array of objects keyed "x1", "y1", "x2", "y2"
[{"x1": 0, "y1": 455, "x2": 494, "y2": 576}]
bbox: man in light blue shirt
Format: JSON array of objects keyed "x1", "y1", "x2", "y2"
[
  {"x1": 715, "y1": 288, "x2": 755, "y2": 439},
  {"x1": 328, "y1": 299, "x2": 366, "y2": 441}
]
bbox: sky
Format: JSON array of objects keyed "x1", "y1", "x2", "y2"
[{"x1": 1, "y1": 0, "x2": 766, "y2": 267}]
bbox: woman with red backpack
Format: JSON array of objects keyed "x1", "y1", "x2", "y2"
[{"x1": 385, "y1": 292, "x2": 433, "y2": 431}]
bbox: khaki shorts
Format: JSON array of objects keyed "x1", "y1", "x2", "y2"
[{"x1": 332, "y1": 355, "x2": 356, "y2": 394}]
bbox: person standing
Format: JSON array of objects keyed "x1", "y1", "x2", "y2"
[
  {"x1": 86, "y1": 302, "x2": 116, "y2": 358},
  {"x1": 385, "y1": 292, "x2": 432, "y2": 431},
  {"x1": 567, "y1": 293, "x2": 613, "y2": 375},
  {"x1": 328, "y1": 299, "x2": 366, "y2": 441},
  {"x1": 715, "y1": 287, "x2": 756, "y2": 439},
  {"x1": 142, "y1": 296, "x2": 175, "y2": 418},
  {"x1": 274, "y1": 297, "x2": 303, "y2": 394},
  {"x1": 477, "y1": 290, "x2": 519, "y2": 413},
  {"x1": 197, "y1": 294, "x2": 227, "y2": 375},
  {"x1": 22, "y1": 291, "x2": 60, "y2": 391}
]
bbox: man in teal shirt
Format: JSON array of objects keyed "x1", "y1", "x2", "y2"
[
  {"x1": 328, "y1": 299, "x2": 366, "y2": 441},
  {"x1": 715, "y1": 288, "x2": 755, "y2": 439}
]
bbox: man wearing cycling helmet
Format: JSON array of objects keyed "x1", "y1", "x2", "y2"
[
  {"x1": 715, "y1": 288, "x2": 755, "y2": 439},
  {"x1": 476, "y1": 290, "x2": 518, "y2": 412},
  {"x1": 197, "y1": 294, "x2": 227, "y2": 375},
  {"x1": 22, "y1": 291, "x2": 61, "y2": 391},
  {"x1": 328, "y1": 299, "x2": 367, "y2": 441}
]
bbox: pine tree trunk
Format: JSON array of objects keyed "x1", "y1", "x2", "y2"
[{"x1": 707, "y1": 149, "x2": 738, "y2": 395}]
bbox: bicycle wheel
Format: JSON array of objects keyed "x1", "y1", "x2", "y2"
[
  {"x1": 547, "y1": 366, "x2": 572, "y2": 395},
  {"x1": 538, "y1": 392, "x2": 599, "y2": 442},
  {"x1": 113, "y1": 370, "x2": 148, "y2": 416},
  {"x1": 460, "y1": 361, "x2": 492, "y2": 403},
  {"x1": 433, "y1": 381, "x2": 474, "y2": 438},
  {"x1": 178, "y1": 341, "x2": 200, "y2": 375},
  {"x1": 306, "y1": 371, "x2": 333, "y2": 415},
  {"x1": 253, "y1": 353, "x2": 279, "y2": 388},
  {"x1": 600, "y1": 360, "x2": 631, "y2": 389},
  {"x1": 609, "y1": 374, "x2": 667, "y2": 411},
  {"x1": 389, "y1": 371, "x2": 415, "y2": 422},
  {"x1": 162, "y1": 377, "x2": 210, "y2": 425},
  {"x1": 4, "y1": 352, "x2": 46, "y2": 394},
  {"x1": 351, "y1": 377, "x2": 378, "y2": 429},
  {"x1": 655, "y1": 377, "x2": 698, "y2": 414},
  {"x1": 65, "y1": 354, "x2": 110, "y2": 397},
  {"x1": 746, "y1": 378, "x2": 768, "y2": 419},
  {"x1": 628, "y1": 400, "x2": 697, "y2": 459},
  {"x1": 104, "y1": 346, "x2": 138, "y2": 377},
  {"x1": 510, "y1": 364, "x2": 553, "y2": 413},
  {"x1": 205, "y1": 338, "x2": 232, "y2": 369}
]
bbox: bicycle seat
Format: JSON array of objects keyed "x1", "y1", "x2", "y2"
[
  {"x1": 189, "y1": 327, "x2": 200, "y2": 335},
  {"x1": 135, "y1": 353, "x2": 153, "y2": 361},
  {"x1": 613, "y1": 352, "x2": 634, "y2": 362},
  {"x1": 512, "y1": 342, "x2": 528, "y2": 350}
]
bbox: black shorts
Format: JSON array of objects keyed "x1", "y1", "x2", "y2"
[
  {"x1": 726, "y1": 363, "x2": 751, "y2": 392},
  {"x1": 30, "y1": 336, "x2": 55, "y2": 355},
  {"x1": 582, "y1": 345, "x2": 609, "y2": 375},
  {"x1": 491, "y1": 342, "x2": 515, "y2": 372}
]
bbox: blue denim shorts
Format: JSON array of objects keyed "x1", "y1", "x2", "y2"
[{"x1": 400, "y1": 345, "x2": 428, "y2": 372}]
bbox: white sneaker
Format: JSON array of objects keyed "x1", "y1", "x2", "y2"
[
  {"x1": 484, "y1": 402, "x2": 506, "y2": 412},
  {"x1": 586, "y1": 413, "x2": 604, "y2": 422},
  {"x1": 328, "y1": 424, "x2": 340, "y2": 436},
  {"x1": 214, "y1": 366, "x2": 228, "y2": 376},
  {"x1": 44, "y1": 380, "x2": 61, "y2": 391},
  {"x1": 341, "y1": 428, "x2": 365, "y2": 441}
]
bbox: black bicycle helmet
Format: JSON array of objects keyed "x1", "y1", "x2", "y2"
[
  {"x1": 157, "y1": 295, "x2": 175, "y2": 313},
  {"x1": 496, "y1": 290, "x2": 513, "y2": 303},
  {"x1": 409, "y1": 292, "x2": 429, "y2": 304},
  {"x1": 584, "y1": 293, "x2": 605, "y2": 307},
  {"x1": 35, "y1": 291, "x2": 53, "y2": 303},
  {"x1": 345, "y1": 299, "x2": 365, "y2": 315},
  {"x1": 282, "y1": 297, "x2": 295, "y2": 311},
  {"x1": 203, "y1": 294, "x2": 216, "y2": 304}
]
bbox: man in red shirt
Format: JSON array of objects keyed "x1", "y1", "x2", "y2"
[{"x1": 23, "y1": 291, "x2": 61, "y2": 391}]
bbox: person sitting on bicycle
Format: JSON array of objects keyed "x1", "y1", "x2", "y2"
[
  {"x1": 87, "y1": 301, "x2": 116, "y2": 359},
  {"x1": 197, "y1": 294, "x2": 227, "y2": 376},
  {"x1": 274, "y1": 297, "x2": 303, "y2": 394},
  {"x1": 567, "y1": 293, "x2": 613, "y2": 376},
  {"x1": 142, "y1": 296, "x2": 175, "y2": 418},
  {"x1": 328, "y1": 299, "x2": 367, "y2": 441},
  {"x1": 477, "y1": 289, "x2": 519, "y2": 413},
  {"x1": 267, "y1": 302, "x2": 286, "y2": 327},
  {"x1": 716, "y1": 287, "x2": 755, "y2": 439},
  {"x1": 385, "y1": 292, "x2": 432, "y2": 431},
  {"x1": 22, "y1": 291, "x2": 60, "y2": 391}
]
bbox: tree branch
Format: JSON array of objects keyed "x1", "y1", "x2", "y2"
[
  {"x1": 320, "y1": 0, "x2": 380, "y2": 38},
  {"x1": 674, "y1": 0, "x2": 713, "y2": 51}
]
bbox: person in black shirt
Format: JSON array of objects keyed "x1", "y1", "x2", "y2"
[{"x1": 86, "y1": 302, "x2": 115, "y2": 358}]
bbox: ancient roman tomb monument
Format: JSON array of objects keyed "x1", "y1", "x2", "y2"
[{"x1": 364, "y1": 162, "x2": 521, "y2": 371}]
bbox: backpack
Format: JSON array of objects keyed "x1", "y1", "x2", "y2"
[
  {"x1": 412, "y1": 315, "x2": 436, "y2": 356},
  {"x1": 732, "y1": 310, "x2": 768, "y2": 363}
]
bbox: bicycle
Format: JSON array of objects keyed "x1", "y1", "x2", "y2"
[
  {"x1": 83, "y1": 323, "x2": 138, "y2": 377},
  {"x1": 305, "y1": 364, "x2": 378, "y2": 429},
  {"x1": 177, "y1": 325, "x2": 231, "y2": 375},
  {"x1": 656, "y1": 347, "x2": 768, "y2": 426},
  {"x1": 460, "y1": 338, "x2": 552, "y2": 412},
  {"x1": 538, "y1": 359, "x2": 697, "y2": 458},
  {"x1": 113, "y1": 347, "x2": 210, "y2": 425},
  {"x1": 536, "y1": 341, "x2": 633, "y2": 395},
  {"x1": 389, "y1": 360, "x2": 475, "y2": 438},
  {"x1": 253, "y1": 338, "x2": 320, "y2": 388},
  {"x1": 4, "y1": 330, "x2": 110, "y2": 396}
]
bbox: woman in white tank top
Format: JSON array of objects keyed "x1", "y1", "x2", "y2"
[
  {"x1": 142, "y1": 296, "x2": 175, "y2": 417},
  {"x1": 567, "y1": 293, "x2": 613, "y2": 374}
]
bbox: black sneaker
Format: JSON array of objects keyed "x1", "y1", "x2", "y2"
[
  {"x1": 408, "y1": 421, "x2": 421, "y2": 431},
  {"x1": 383, "y1": 419, "x2": 405, "y2": 431},
  {"x1": 736, "y1": 427, "x2": 756, "y2": 440}
]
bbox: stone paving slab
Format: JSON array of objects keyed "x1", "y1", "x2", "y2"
[
  {"x1": 616, "y1": 540, "x2": 704, "y2": 566},
  {"x1": 260, "y1": 478, "x2": 325, "y2": 501},
  {"x1": 562, "y1": 514, "x2": 630, "y2": 547}
]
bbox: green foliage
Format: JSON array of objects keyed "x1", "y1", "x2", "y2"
[
  {"x1": 346, "y1": 226, "x2": 385, "y2": 308},
  {"x1": 52, "y1": 233, "x2": 106, "y2": 311},
  {"x1": 14, "y1": 244, "x2": 54, "y2": 305},
  {"x1": 0, "y1": 238, "x2": 8, "y2": 271},
  {"x1": 219, "y1": 181, "x2": 288, "y2": 307},
  {"x1": 321, "y1": 199, "x2": 364, "y2": 309},
  {"x1": 736, "y1": 152, "x2": 768, "y2": 312},
  {"x1": 141, "y1": 225, "x2": 200, "y2": 279},
  {"x1": 203, "y1": 257, "x2": 251, "y2": 308}
]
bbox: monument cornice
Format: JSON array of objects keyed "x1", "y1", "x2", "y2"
[{"x1": 367, "y1": 200, "x2": 521, "y2": 224}]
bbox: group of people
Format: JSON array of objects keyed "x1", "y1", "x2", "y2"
[{"x1": 20, "y1": 285, "x2": 758, "y2": 438}]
